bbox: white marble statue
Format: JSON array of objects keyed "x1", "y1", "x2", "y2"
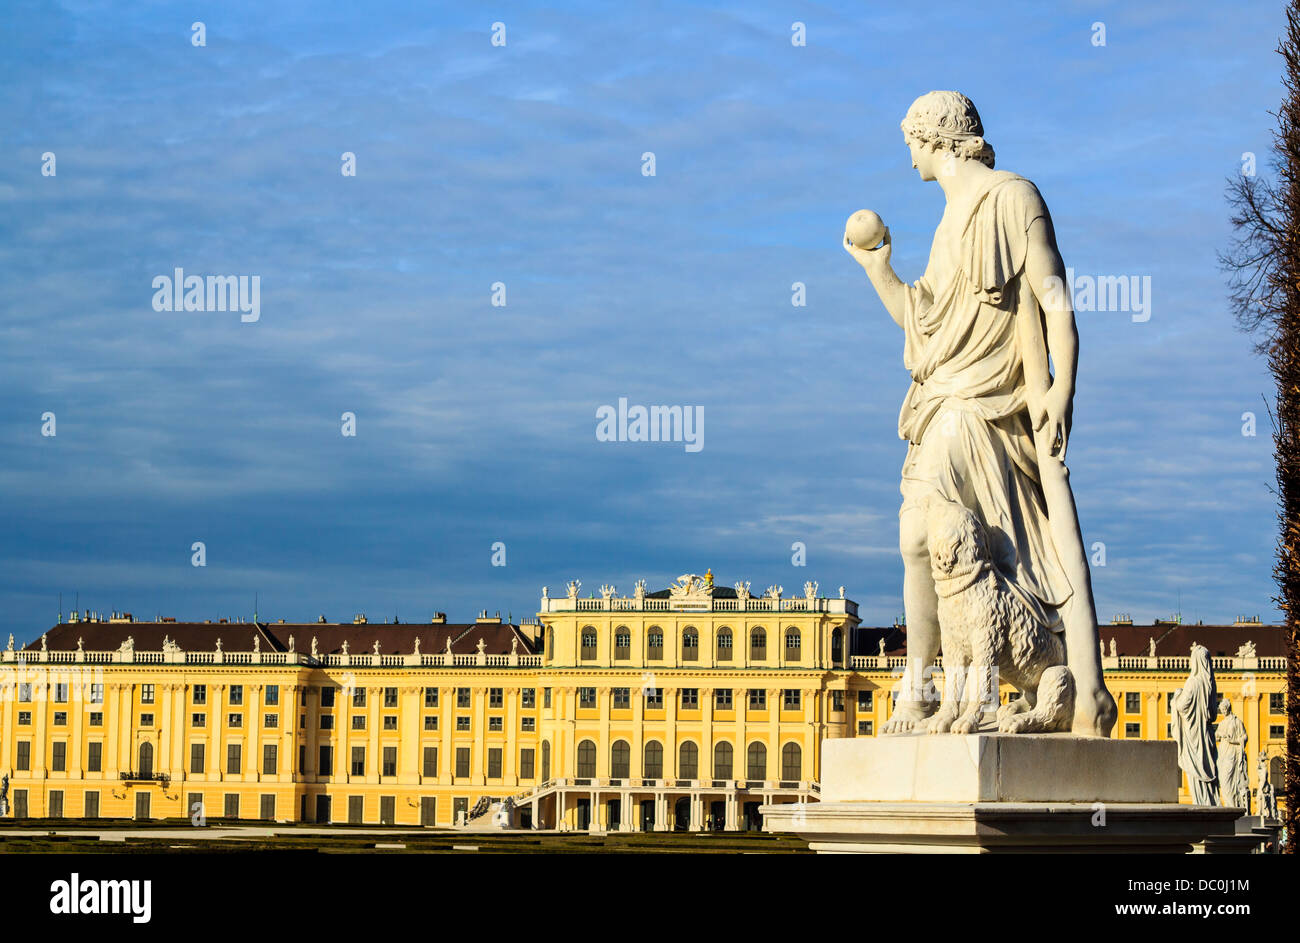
[
  {"x1": 445, "y1": 636, "x2": 454, "y2": 655},
  {"x1": 1109, "y1": 637, "x2": 1117, "y2": 658},
  {"x1": 1215, "y1": 698, "x2": 1249, "y2": 810},
  {"x1": 1148, "y1": 636, "x2": 1156, "y2": 658},
  {"x1": 310, "y1": 636, "x2": 319, "y2": 657},
  {"x1": 1171, "y1": 644, "x2": 1219, "y2": 805},
  {"x1": 925, "y1": 497, "x2": 1074, "y2": 733},
  {"x1": 845, "y1": 90, "x2": 1115, "y2": 737},
  {"x1": 413, "y1": 637, "x2": 421, "y2": 656},
  {"x1": 878, "y1": 637, "x2": 886, "y2": 657},
  {"x1": 1257, "y1": 751, "x2": 1278, "y2": 821}
]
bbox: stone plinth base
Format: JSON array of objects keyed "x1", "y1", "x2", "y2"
[{"x1": 763, "y1": 735, "x2": 1241, "y2": 853}]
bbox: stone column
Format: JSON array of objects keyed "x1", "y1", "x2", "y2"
[
  {"x1": 248, "y1": 684, "x2": 262, "y2": 783},
  {"x1": 366, "y1": 685, "x2": 380, "y2": 785},
  {"x1": 399, "y1": 685, "x2": 419, "y2": 785}
]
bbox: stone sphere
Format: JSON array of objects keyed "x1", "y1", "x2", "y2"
[{"x1": 846, "y1": 209, "x2": 885, "y2": 249}]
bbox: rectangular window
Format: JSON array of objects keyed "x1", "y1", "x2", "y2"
[
  {"x1": 191, "y1": 743, "x2": 205, "y2": 774},
  {"x1": 521, "y1": 688, "x2": 535, "y2": 708},
  {"x1": 858, "y1": 720, "x2": 874, "y2": 735},
  {"x1": 54, "y1": 683, "x2": 69, "y2": 703},
  {"x1": 383, "y1": 715, "x2": 397, "y2": 730},
  {"x1": 351, "y1": 746, "x2": 366, "y2": 776},
  {"x1": 88, "y1": 711, "x2": 103, "y2": 727},
  {"x1": 423, "y1": 746, "x2": 438, "y2": 778},
  {"x1": 320, "y1": 715, "x2": 334, "y2": 730},
  {"x1": 382, "y1": 746, "x2": 397, "y2": 777},
  {"x1": 715, "y1": 688, "x2": 733, "y2": 710},
  {"x1": 224, "y1": 794, "x2": 239, "y2": 819},
  {"x1": 87, "y1": 742, "x2": 103, "y2": 772},
  {"x1": 1270, "y1": 724, "x2": 1286, "y2": 739},
  {"x1": 320, "y1": 686, "x2": 335, "y2": 708},
  {"x1": 351, "y1": 715, "x2": 366, "y2": 730},
  {"x1": 488, "y1": 717, "x2": 503, "y2": 731},
  {"x1": 352, "y1": 688, "x2": 366, "y2": 708},
  {"x1": 319, "y1": 746, "x2": 333, "y2": 777},
  {"x1": 192, "y1": 712, "x2": 206, "y2": 727},
  {"x1": 85, "y1": 791, "x2": 100, "y2": 818},
  {"x1": 680, "y1": 688, "x2": 699, "y2": 710},
  {"x1": 489, "y1": 687, "x2": 503, "y2": 708},
  {"x1": 16, "y1": 742, "x2": 30, "y2": 771},
  {"x1": 260, "y1": 794, "x2": 275, "y2": 821},
  {"x1": 265, "y1": 685, "x2": 279, "y2": 706},
  {"x1": 348, "y1": 795, "x2": 364, "y2": 824},
  {"x1": 380, "y1": 796, "x2": 395, "y2": 825},
  {"x1": 299, "y1": 745, "x2": 305, "y2": 774},
  {"x1": 226, "y1": 744, "x2": 242, "y2": 774},
  {"x1": 455, "y1": 748, "x2": 471, "y2": 778},
  {"x1": 612, "y1": 687, "x2": 630, "y2": 709},
  {"x1": 521, "y1": 717, "x2": 535, "y2": 731},
  {"x1": 229, "y1": 685, "x2": 243, "y2": 706},
  {"x1": 749, "y1": 690, "x2": 767, "y2": 710},
  {"x1": 647, "y1": 631, "x2": 664, "y2": 659},
  {"x1": 644, "y1": 687, "x2": 664, "y2": 709},
  {"x1": 581, "y1": 630, "x2": 597, "y2": 659},
  {"x1": 51, "y1": 741, "x2": 66, "y2": 772},
  {"x1": 858, "y1": 690, "x2": 874, "y2": 710},
  {"x1": 192, "y1": 684, "x2": 206, "y2": 705},
  {"x1": 1124, "y1": 723, "x2": 1141, "y2": 738},
  {"x1": 487, "y1": 748, "x2": 503, "y2": 779},
  {"x1": 578, "y1": 687, "x2": 596, "y2": 708},
  {"x1": 520, "y1": 748, "x2": 535, "y2": 780},
  {"x1": 228, "y1": 713, "x2": 243, "y2": 728},
  {"x1": 751, "y1": 633, "x2": 767, "y2": 660},
  {"x1": 424, "y1": 687, "x2": 439, "y2": 708},
  {"x1": 543, "y1": 688, "x2": 552, "y2": 708},
  {"x1": 89, "y1": 683, "x2": 103, "y2": 704},
  {"x1": 1270, "y1": 692, "x2": 1285, "y2": 714},
  {"x1": 49, "y1": 790, "x2": 63, "y2": 818},
  {"x1": 457, "y1": 688, "x2": 471, "y2": 708},
  {"x1": 423, "y1": 715, "x2": 437, "y2": 730},
  {"x1": 53, "y1": 711, "x2": 67, "y2": 726},
  {"x1": 262, "y1": 743, "x2": 278, "y2": 776},
  {"x1": 831, "y1": 690, "x2": 845, "y2": 712},
  {"x1": 615, "y1": 632, "x2": 631, "y2": 659},
  {"x1": 141, "y1": 684, "x2": 155, "y2": 704},
  {"x1": 1125, "y1": 692, "x2": 1140, "y2": 714},
  {"x1": 384, "y1": 687, "x2": 398, "y2": 708},
  {"x1": 139, "y1": 713, "x2": 154, "y2": 727},
  {"x1": 12, "y1": 790, "x2": 25, "y2": 819},
  {"x1": 17, "y1": 684, "x2": 31, "y2": 702},
  {"x1": 264, "y1": 713, "x2": 278, "y2": 728},
  {"x1": 456, "y1": 716, "x2": 471, "y2": 731},
  {"x1": 17, "y1": 711, "x2": 30, "y2": 726},
  {"x1": 783, "y1": 689, "x2": 801, "y2": 710}
]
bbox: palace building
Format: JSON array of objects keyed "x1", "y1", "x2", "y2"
[{"x1": 0, "y1": 577, "x2": 1286, "y2": 829}]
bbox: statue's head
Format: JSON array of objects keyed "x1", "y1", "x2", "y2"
[{"x1": 900, "y1": 91, "x2": 995, "y2": 178}]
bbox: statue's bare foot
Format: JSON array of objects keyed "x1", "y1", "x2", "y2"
[
  {"x1": 925, "y1": 709, "x2": 958, "y2": 734},
  {"x1": 882, "y1": 702, "x2": 935, "y2": 734},
  {"x1": 950, "y1": 712, "x2": 984, "y2": 735}
]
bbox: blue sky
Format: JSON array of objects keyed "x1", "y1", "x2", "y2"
[{"x1": 0, "y1": 0, "x2": 1285, "y2": 643}]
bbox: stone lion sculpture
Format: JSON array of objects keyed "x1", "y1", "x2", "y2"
[{"x1": 924, "y1": 496, "x2": 1075, "y2": 734}]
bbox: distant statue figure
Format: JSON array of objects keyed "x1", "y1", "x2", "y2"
[
  {"x1": 341, "y1": 640, "x2": 349, "y2": 656},
  {"x1": 445, "y1": 636, "x2": 454, "y2": 656},
  {"x1": 1148, "y1": 636, "x2": 1156, "y2": 658},
  {"x1": 1171, "y1": 643, "x2": 1219, "y2": 805},
  {"x1": 878, "y1": 637, "x2": 886, "y2": 657},
  {"x1": 1215, "y1": 698, "x2": 1249, "y2": 810},
  {"x1": 1258, "y1": 752, "x2": 1279, "y2": 821},
  {"x1": 476, "y1": 637, "x2": 486, "y2": 655},
  {"x1": 372, "y1": 640, "x2": 381, "y2": 656},
  {"x1": 253, "y1": 636, "x2": 260, "y2": 654},
  {"x1": 40, "y1": 634, "x2": 47, "y2": 652},
  {"x1": 1108, "y1": 637, "x2": 1117, "y2": 658},
  {"x1": 214, "y1": 638, "x2": 222, "y2": 653},
  {"x1": 5, "y1": 634, "x2": 12, "y2": 651},
  {"x1": 310, "y1": 636, "x2": 319, "y2": 657},
  {"x1": 288, "y1": 635, "x2": 295, "y2": 653},
  {"x1": 413, "y1": 637, "x2": 421, "y2": 656},
  {"x1": 511, "y1": 636, "x2": 519, "y2": 655},
  {"x1": 76, "y1": 637, "x2": 84, "y2": 652},
  {"x1": 1236, "y1": 640, "x2": 1257, "y2": 659}
]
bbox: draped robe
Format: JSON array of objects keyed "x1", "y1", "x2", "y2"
[{"x1": 898, "y1": 170, "x2": 1071, "y2": 628}]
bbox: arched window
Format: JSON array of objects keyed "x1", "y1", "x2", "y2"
[
  {"x1": 831, "y1": 628, "x2": 843, "y2": 665},
  {"x1": 781, "y1": 742, "x2": 802, "y2": 781},
  {"x1": 679, "y1": 741, "x2": 699, "y2": 780},
  {"x1": 541, "y1": 740, "x2": 551, "y2": 781},
  {"x1": 682, "y1": 627, "x2": 699, "y2": 661},
  {"x1": 611, "y1": 740, "x2": 631, "y2": 779},
  {"x1": 750, "y1": 627, "x2": 767, "y2": 661},
  {"x1": 784, "y1": 627, "x2": 801, "y2": 659},
  {"x1": 647, "y1": 627, "x2": 664, "y2": 660},
  {"x1": 577, "y1": 739, "x2": 596, "y2": 779},
  {"x1": 138, "y1": 741, "x2": 154, "y2": 778},
  {"x1": 614, "y1": 627, "x2": 631, "y2": 660},
  {"x1": 1271, "y1": 755, "x2": 1284, "y2": 790},
  {"x1": 746, "y1": 742, "x2": 767, "y2": 781},
  {"x1": 716, "y1": 627, "x2": 733, "y2": 661},
  {"x1": 713, "y1": 741, "x2": 734, "y2": 780},
  {"x1": 580, "y1": 627, "x2": 597, "y2": 660},
  {"x1": 644, "y1": 741, "x2": 664, "y2": 780}
]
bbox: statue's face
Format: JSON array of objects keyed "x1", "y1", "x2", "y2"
[{"x1": 905, "y1": 134, "x2": 939, "y2": 182}]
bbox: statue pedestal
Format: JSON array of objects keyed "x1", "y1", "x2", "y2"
[{"x1": 762, "y1": 735, "x2": 1243, "y2": 854}]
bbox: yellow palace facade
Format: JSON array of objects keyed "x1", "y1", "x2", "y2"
[{"x1": 0, "y1": 577, "x2": 1286, "y2": 829}]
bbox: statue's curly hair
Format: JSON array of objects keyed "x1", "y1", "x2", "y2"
[{"x1": 900, "y1": 90, "x2": 995, "y2": 169}]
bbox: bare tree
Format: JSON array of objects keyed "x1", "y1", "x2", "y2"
[{"x1": 1219, "y1": 1, "x2": 1300, "y2": 851}]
